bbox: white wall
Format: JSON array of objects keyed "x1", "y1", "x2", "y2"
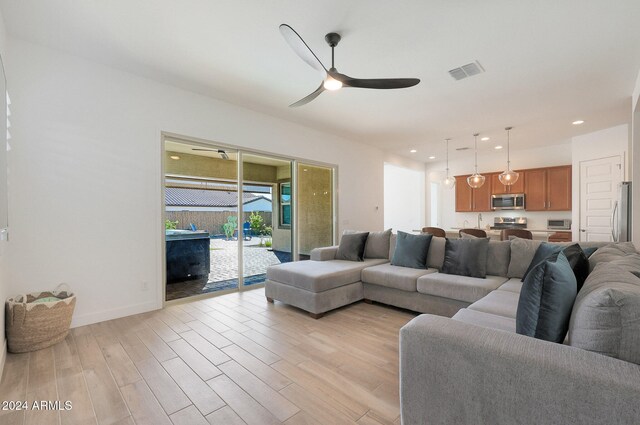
[
  {"x1": 0, "y1": 6, "x2": 8, "y2": 377},
  {"x1": 571, "y1": 124, "x2": 629, "y2": 240},
  {"x1": 426, "y1": 143, "x2": 573, "y2": 231},
  {"x1": 383, "y1": 163, "x2": 425, "y2": 232},
  {"x1": 6, "y1": 38, "x2": 422, "y2": 327},
  {"x1": 632, "y1": 69, "x2": 640, "y2": 246}
]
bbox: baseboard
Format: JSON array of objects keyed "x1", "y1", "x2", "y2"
[
  {"x1": 70, "y1": 300, "x2": 160, "y2": 328},
  {"x1": 0, "y1": 339, "x2": 6, "y2": 378}
]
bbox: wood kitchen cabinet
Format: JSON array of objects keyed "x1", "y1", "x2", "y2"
[
  {"x1": 454, "y1": 175, "x2": 492, "y2": 212},
  {"x1": 490, "y1": 170, "x2": 525, "y2": 194},
  {"x1": 524, "y1": 165, "x2": 571, "y2": 211}
]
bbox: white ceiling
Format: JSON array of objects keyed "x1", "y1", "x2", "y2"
[{"x1": 2, "y1": 0, "x2": 640, "y2": 162}]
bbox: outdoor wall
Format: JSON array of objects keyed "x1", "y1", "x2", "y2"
[
  {"x1": 5, "y1": 38, "x2": 424, "y2": 327},
  {"x1": 165, "y1": 211, "x2": 272, "y2": 237},
  {"x1": 298, "y1": 164, "x2": 333, "y2": 255}
]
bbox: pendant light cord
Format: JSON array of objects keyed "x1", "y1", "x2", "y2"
[
  {"x1": 505, "y1": 126, "x2": 512, "y2": 169},
  {"x1": 445, "y1": 138, "x2": 450, "y2": 176},
  {"x1": 473, "y1": 133, "x2": 479, "y2": 174}
]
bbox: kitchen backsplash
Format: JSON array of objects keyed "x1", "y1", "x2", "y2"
[{"x1": 446, "y1": 210, "x2": 572, "y2": 231}]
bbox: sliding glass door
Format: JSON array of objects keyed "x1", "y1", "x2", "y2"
[{"x1": 163, "y1": 136, "x2": 336, "y2": 302}]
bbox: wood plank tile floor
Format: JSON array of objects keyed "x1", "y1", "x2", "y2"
[{"x1": 0, "y1": 287, "x2": 417, "y2": 425}]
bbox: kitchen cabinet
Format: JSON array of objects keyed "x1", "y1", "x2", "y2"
[
  {"x1": 524, "y1": 166, "x2": 571, "y2": 211},
  {"x1": 454, "y1": 175, "x2": 492, "y2": 212},
  {"x1": 548, "y1": 231, "x2": 572, "y2": 242},
  {"x1": 490, "y1": 170, "x2": 525, "y2": 194}
]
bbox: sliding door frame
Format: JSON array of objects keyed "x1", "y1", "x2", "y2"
[{"x1": 160, "y1": 132, "x2": 338, "y2": 306}]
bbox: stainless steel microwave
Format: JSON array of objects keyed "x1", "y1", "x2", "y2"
[
  {"x1": 547, "y1": 219, "x2": 572, "y2": 230},
  {"x1": 491, "y1": 193, "x2": 525, "y2": 210}
]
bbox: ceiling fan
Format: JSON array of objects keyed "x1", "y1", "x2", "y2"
[
  {"x1": 191, "y1": 148, "x2": 229, "y2": 160},
  {"x1": 279, "y1": 24, "x2": 420, "y2": 107}
]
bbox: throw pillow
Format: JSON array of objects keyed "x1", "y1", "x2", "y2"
[
  {"x1": 507, "y1": 237, "x2": 542, "y2": 278},
  {"x1": 582, "y1": 246, "x2": 598, "y2": 258},
  {"x1": 363, "y1": 229, "x2": 392, "y2": 259},
  {"x1": 486, "y1": 240, "x2": 511, "y2": 277},
  {"x1": 561, "y1": 244, "x2": 591, "y2": 292},
  {"x1": 426, "y1": 236, "x2": 446, "y2": 270},
  {"x1": 391, "y1": 231, "x2": 432, "y2": 269},
  {"x1": 568, "y1": 264, "x2": 640, "y2": 364},
  {"x1": 516, "y1": 251, "x2": 577, "y2": 343},
  {"x1": 336, "y1": 232, "x2": 369, "y2": 261},
  {"x1": 521, "y1": 242, "x2": 563, "y2": 281},
  {"x1": 588, "y1": 242, "x2": 638, "y2": 272},
  {"x1": 441, "y1": 237, "x2": 490, "y2": 278}
]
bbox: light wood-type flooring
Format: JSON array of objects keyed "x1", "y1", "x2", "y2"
[{"x1": 0, "y1": 287, "x2": 417, "y2": 425}]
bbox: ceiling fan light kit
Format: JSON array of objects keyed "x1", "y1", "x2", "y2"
[
  {"x1": 279, "y1": 24, "x2": 420, "y2": 107},
  {"x1": 498, "y1": 126, "x2": 519, "y2": 185},
  {"x1": 442, "y1": 138, "x2": 456, "y2": 189},
  {"x1": 467, "y1": 133, "x2": 485, "y2": 189}
]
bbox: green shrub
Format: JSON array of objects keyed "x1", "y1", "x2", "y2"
[
  {"x1": 165, "y1": 219, "x2": 178, "y2": 230},
  {"x1": 223, "y1": 216, "x2": 237, "y2": 240}
]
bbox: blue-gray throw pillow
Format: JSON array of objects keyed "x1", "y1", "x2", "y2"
[
  {"x1": 336, "y1": 232, "x2": 369, "y2": 261},
  {"x1": 521, "y1": 242, "x2": 562, "y2": 282},
  {"x1": 391, "y1": 231, "x2": 432, "y2": 269},
  {"x1": 583, "y1": 246, "x2": 598, "y2": 258},
  {"x1": 441, "y1": 237, "x2": 490, "y2": 278},
  {"x1": 516, "y1": 251, "x2": 577, "y2": 343}
]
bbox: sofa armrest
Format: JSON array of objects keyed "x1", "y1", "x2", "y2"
[
  {"x1": 400, "y1": 315, "x2": 640, "y2": 425},
  {"x1": 310, "y1": 246, "x2": 339, "y2": 261}
]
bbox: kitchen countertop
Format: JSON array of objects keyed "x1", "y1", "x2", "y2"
[{"x1": 449, "y1": 227, "x2": 571, "y2": 234}]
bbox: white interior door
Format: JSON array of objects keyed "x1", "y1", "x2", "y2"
[{"x1": 579, "y1": 156, "x2": 622, "y2": 241}]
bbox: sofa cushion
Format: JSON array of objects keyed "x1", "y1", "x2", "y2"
[
  {"x1": 452, "y1": 308, "x2": 516, "y2": 333},
  {"x1": 498, "y1": 278, "x2": 523, "y2": 294},
  {"x1": 361, "y1": 263, "x2": 436, "y2": 292},
  {"x1": 417, "y1": 273, "x2": 508, "y2": 304},
  {"x1": 486, "y1": 240, "x2": 511, "y2": 277},
  {"x1": 336, "y1": 232, "x2": 369, "y2": 261},
  {"x1": 266, "y1": 258, "x2": 387, "y2": 292},
  {"x1": 588, "y1": 242, "x2": 637, "y2": 272},
  {"x1": 426, "y1": 236, "x2": 446, "y2": 270},
  {"x1": 516, "y1": 252, "x2": 577, "y2": 343},
  {"x1": 507, "y1": 237, "x2": 542, "y2": 278},
  {"x1": 441, "y1": 238, "x2": 490, "y2": 278},
  {"x1": 568, "y1": 263, "x2": 640, "y2": 365},
  {"x1": 468, "y1": 289, "x2": 520, "y2": 319},
  {"x1": 392, "y1": 231, "x2": 432, "y2": 269},
  {"x1": 608, "y1": 253, "x2": 640, "y2": 275}
]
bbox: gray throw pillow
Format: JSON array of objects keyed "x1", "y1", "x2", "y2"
[
  {"x1": 426, "y1": 236, "x2": 446, "y2": 270},
  {"x1": 486, "y1": 241, "x2": 511, "y2": 277},
  {"x1": 391, "y1": 231, "x2": 432, "y2": 269},
  {"x1": 516, "y1": 251, "x2": 577, "y2": 343},
  {"x1": 588, "y1": 242, "x2": 638, "y2": 272},
  {"x1": 336, "y1": 232, "x2": 369, "y2": 261},
  {"x1": 441, "y1": 238, "x2": 490, "y2": 278},
  {"x1": 363, "y1": 229, "x2": 392, "y2": 259},
  {"x1": 568, "y1": 263, "x2": 640, "y2": 364},
  {"x1": 507, "y1": 237, "x2": 542, "y2": 278}
]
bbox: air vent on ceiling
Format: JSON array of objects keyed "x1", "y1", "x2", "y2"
[
  {"x1": 456, "y1": 147, "x2": 470, "y2": 151},
  {"x1": 449, "y1": 61, "x2": 485, "y2": 81}
]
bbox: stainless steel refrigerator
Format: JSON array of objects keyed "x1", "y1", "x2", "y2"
[{"x1": 613, "y1": 181, "x2": 632, "y2": 242}]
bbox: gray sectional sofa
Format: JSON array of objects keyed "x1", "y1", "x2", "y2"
[{"x1": 266, "y1": 232, "x2": 640, "y2": 424}]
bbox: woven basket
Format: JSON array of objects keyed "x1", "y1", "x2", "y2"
[{"x1": 5, "y1": 283, "x2": 76, "y2": 353}]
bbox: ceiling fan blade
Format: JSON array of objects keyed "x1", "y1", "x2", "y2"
[
  {"x1": 331, "y1": 72, "x2": 420, "y2": 89},
  {"x1": 192, "y1": 148, "x2": 216, "y2": 151},
  {"x1": 289, "y1": 83, "x2": 325, "y2": 107},
  {"x1": 279, "y1": 24, "x2": 327, "y2": 77}
]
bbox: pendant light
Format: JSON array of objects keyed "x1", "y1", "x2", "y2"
[
  {"x1": 467, "y1": 133, "x2": 485, "y2": 188},
  {"x1": 442, "y1": 138, "x2": 456, "y2": 189},
  {"x1": 498, "y1": 126, "x2": 519, "y2": 185}
]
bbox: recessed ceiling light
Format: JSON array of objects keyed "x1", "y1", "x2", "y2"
[
  {"x1": 410, "y1": 149, "x2": 417, "y2": 153},
  {"x1": 494, "y1": 145, "x2": 503, "y2": 150},
  {"x1": 428, "y1": 156, "x2": 436, "y2": 159},
  {"x1": 572, "y1": 120, "x2": 584, "y2": 125},
  {"x1": 170, "y1": 155, "x2": 180, "y2": 160},
  {"x1": 481, "y1": 137, "x2": 490, "y2": 141}
]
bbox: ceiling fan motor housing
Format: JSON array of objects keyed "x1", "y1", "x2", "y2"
[{"x1": 324, "y1": 32, "x2": 341, "y2": 47}]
